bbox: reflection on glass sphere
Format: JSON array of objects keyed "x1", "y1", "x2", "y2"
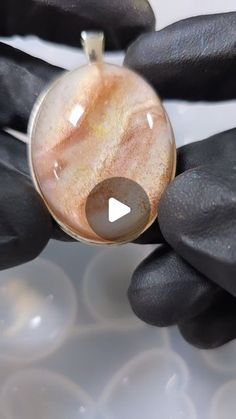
[
  {"x1": 101, "y1": 349, "x2": 196, "y2": 419},
  {"x1": 211, "y1": 380, "x2": 236, "y2": 419},
  {"x1": 0, "y1": 258, "x2": 77, "y2": 363},
  {"x1": 83, "y1": 244, "x2": 154, "y2": 325},
  {"x1": 0, "y1": 369, "x2": 94, "y2": 419}
]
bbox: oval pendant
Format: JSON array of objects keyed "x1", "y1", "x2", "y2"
[{"x1": 29, "y1": 32, "x2": 176, "y2": 245}]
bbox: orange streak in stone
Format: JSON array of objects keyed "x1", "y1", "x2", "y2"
[{"x1": 35, "y1": 70, "x2": 124, "y2": 184}]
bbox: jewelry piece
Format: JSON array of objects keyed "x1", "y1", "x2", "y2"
[{"x1": 29, "y1": 32, "x2": 176, "y2": 245}]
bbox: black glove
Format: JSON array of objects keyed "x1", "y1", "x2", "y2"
[
  {"x1": 126, "y1": 12, "x2": 236, "y2": 349},
  {"x1": 0, "y1": 0, "x2": 155, "y2": 270},
  {"x1": 2, "y1": 3, "x2": 236, "y2": 349}
]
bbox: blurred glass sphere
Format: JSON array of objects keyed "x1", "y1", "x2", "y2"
[
  {"x1": 0, "y1": 258, "x2": 77, "y2": 363},
  {"x1": 83, "y1": 244, "x2": 154, "y2": 325},
  {"x1": 0, "y1": 369, "x2": 94, "y2": 419}
]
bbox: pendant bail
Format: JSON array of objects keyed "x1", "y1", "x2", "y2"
[{"x1": 81, "y1": 31, "x2": 104, "y2": 64}]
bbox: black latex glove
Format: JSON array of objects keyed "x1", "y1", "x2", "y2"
[
  {"x1": 126, "y1": 12, "x2": 236, "y2": 349},
  {"x1": 2, "y1": 3, "x2": 236, "y2": 350},
  {"x1": 0, "y1": 0, "x2": 155, "y2": 270}
]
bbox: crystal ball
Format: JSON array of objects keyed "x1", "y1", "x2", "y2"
[
  {"x1": 0, "y1": 258, "x2": 77, "y2": 364},
  {"x1": 0, "y1": 369, "x2": 95, "y2": 419}
]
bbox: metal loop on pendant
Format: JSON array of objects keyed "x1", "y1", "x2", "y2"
[{"x1": 81, "y1": 31, "x2": 105, "y2": 64}]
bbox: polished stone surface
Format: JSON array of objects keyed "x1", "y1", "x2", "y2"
[{"x1": 30, "y1": 63, "x2": 176, "y2": 244}]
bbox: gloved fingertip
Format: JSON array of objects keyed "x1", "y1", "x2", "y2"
[
  {"x1": 178, "y1": 292, "x2": 236, "y2": 349},
  {"x1": 0, "y1": 170, "x2": 52, "y2": 270},
  {"x1": 128, "y1": 245, "x2": 218, "y2": 327}
]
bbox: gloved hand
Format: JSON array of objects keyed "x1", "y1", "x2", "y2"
[
  {"x1": 126, "y1": 12, "x2": 236, "y2": 349},
  {"x1": 2, "y1": 2, "x2": 236, "y2": 350},
  {"x1": 0, "y1": 0, "x2": 155, "y2": 270}
]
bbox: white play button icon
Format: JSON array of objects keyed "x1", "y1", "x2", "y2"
[
  {"x1": 85, "y1": 177, "x2": 151, "y2": 243},
  {"x1": 108, "y1": 197, "x2": 131, "y2": 223}
]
